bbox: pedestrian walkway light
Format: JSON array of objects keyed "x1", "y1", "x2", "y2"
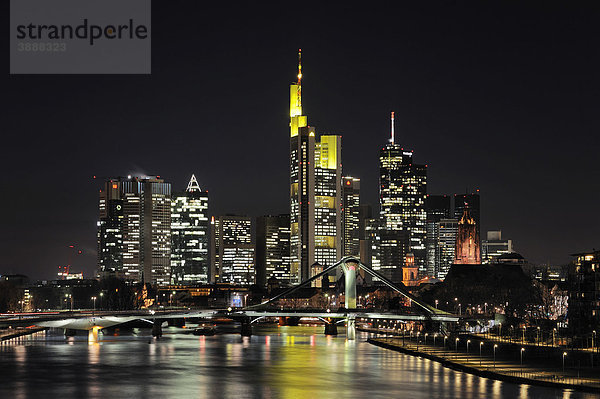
[
  {"x1": 467, "y1": 340, "x2": 471, "y2": 362},
  {"x1": 493, "y1": 344, "x2": 498, "y2": 369},
  {"x1": 520, "y1": 347, "x2": 525, "y2": 375},
  {"x1": 479, "y1": 342, "x2": 484, "y2": 366}
]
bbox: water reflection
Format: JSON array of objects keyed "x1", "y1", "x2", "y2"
[{"x1": 0, "y1": 326, "x2": 595, "y2": 399}]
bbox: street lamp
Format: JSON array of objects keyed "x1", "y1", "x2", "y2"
[
  {"x1": 434, "y1": 333, "x2": 438, "y2": 346},
  {"x1": 435, "y1": 299, "x2": 439, "y2": 309},
  {"x1": 520, "y1": 348, "x2": 525, "y2": 375},
  {"x1": 562, "y1": 351, "x2": 567, "y2": 373},
  {"x1": 425, "y1": 333, "x2": 428, "y2": 345},
  {"x1": 91, "y1": 296, "x2": 97, "y2": 314},
  {"x1": 458, "y1": 303, "x2": 462, "y2": 316},
  {"x1": 99, "y1": 292, "x2": 104, "y2": 310},
  {"x1": 553, "y1": 328, "x2": 557, "y2": 347},
  {"x1": 537, "y1": 326, "x2": 540, "y2": 346},
  {"x1": 493, "y1": 344, "x2": 498, "y2": 369},
  {"x1": 455, "y1": 337, "x2": 460, "y2": 357},
  {"x1": 444, "y1": 335, "x2": 448, "y2": 350},
  {"x1": 479, "y1": 342, "x2": 484, "y2": 366},
  {"x1": 467, "y1": 340, "x2": 471, "y2": 363}
]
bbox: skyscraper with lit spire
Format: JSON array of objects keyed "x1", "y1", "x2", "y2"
[
  {"x1": 379, "y1": 112, "x2": 427, "y2": 278},
  {"x1": 289, "y1": 50, "x2": 342, "y2": 283},
  {"x1": 171, "y1": 174, "x2": 209, "y2": 284}
]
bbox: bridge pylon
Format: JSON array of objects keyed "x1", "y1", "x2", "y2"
[{"x1": 245, "y1": 256, "x2": 456, "y2": 340}]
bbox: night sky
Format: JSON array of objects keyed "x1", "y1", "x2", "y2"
[{"x1": 2, "y1": 2, "x2": 599, "y2": 280}]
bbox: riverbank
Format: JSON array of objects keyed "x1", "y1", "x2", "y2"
[{"x1": 368, "y1": 337, "x2": 600, "y2": 394}]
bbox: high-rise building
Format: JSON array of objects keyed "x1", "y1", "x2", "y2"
[
  {"x1": 341, "y1": 177, "x2": 360, "y2": 257},
  {"x1": 363, "y1": 218, "x2": 381, "y2": 271},
  {"x1": 314, "y1": 135, "x2": 342, "y2": 270},
  {"x1": 290, "y1": 49, "x2": 314, "y2": 284},
  {"x1": 425, "y1": 195, "x2": 451, "y2": 276},
  {"x1": 171, "y1": 175, "x2": 209, "y2": 284},
  {"x1": 379, "y1": 112, "x2": 427, "y2": 276},
  {"x1": 454, "y1": 208, "x2": 481, "y2": 265},
  {"x1": 256, "y1": 215, "x2": 291, "y2": 286},
  {"x1": 379, "y1": 229, "x2": 410, "y2": 282},
  {"x1": 481, "y1": 230, "x2": 513, "y2": 263},
  {"x1": 289, "y1": 50, "x2": 341, "y2": 283},
  {"x1": 437, "y1": 218, "x2": 458, "y2": 279},
  {"x1": 211, "y1": 215, "x2": 255, "y2": 285},
  {"x1": 97, "y1": 176, "x2": 171, "y2": 285}
]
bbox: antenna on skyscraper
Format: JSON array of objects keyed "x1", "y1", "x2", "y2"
[
  {"x1": 390, "y1": 111, "x2": 395, "y2": 144},
  {"x1": 297, "y1": 48, "x2": 302, "y2": 85},
  {"x1": 296, "y1": 49, "x2": 302, "y2": 108},
  {"x1": 186, "y1": 174, "x2": 201, "y2": 192}
]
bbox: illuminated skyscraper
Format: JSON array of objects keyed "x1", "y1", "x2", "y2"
[
  {"x1": 171, "y1": 175, "x2": 209, "y2": 284},
  {"x1": 314, "y1": 135, "x2": 342, "y2": 269},
  {"x1": 363, "y1": 217, "x2": 381, "y2": 276},
  {"x1": 437, "y1": 218, "x2": 458, "y2": 279},
  {"x1": 379, "y1": 229, "x2": 410, "y2": 282},
  {"x1": 379, "y1": 112, "x2": 427, "y2": 276},
  {"x1": 256, "y1": 215, "x2": 291, "y2": 286},
  {"x1": 97, "y1": 176, "x2": 171, "y2": 285},
  {"x1": 425, "y1": 195, "x2": 451, "y2": 277},
  {"x1": 289, "y1": 50, "x2": 342, "y2": 283},
  {"x1": 341, "y1": 177, "x2": 360, "y2": 257},
  {"x1": 289, "y1": 49, "x2": 313, "y2": 284},
  {"x1": 211, "y1": 215, "x2": 255, "y2": 285}
]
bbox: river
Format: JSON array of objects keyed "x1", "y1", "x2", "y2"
[{"x1": 0, "y1": 325, "x2": 594, "y2": 398}]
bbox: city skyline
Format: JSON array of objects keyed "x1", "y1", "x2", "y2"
[{"x1": 2, "y1": 3, "x2": 599, "y2": 279}]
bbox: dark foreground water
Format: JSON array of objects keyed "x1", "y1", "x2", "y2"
[{"x1": 0, "y1": 325, "x2": 595, "y2": 399}]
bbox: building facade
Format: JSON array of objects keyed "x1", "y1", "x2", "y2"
[
  {"x1": 256, "y1": 215, "x2": 291, "y2": 286},
  {"x1": 171, "y1": 175, "x2": 209, "y2": 284},
  {"x1": 379, "y1": 113, "x2": 427, "y2": 277},
  {"x1": 289, "y1": 51, "x2": 341, "y2": 283},
  {"x1": 211, "y1": 215, "x2": 255, "y2": 285},
  {"x1": 341, "y1": 176, "x2": 360, "y2": 257},
  {"x1": 454, "y1": 193, "x2": 481, "y2": 255},
  {"x1": 425, "y1": 195, "x2": 451, "y2": 277},
  {"x1": 481, "y1": 230, "x2": 513, "y2": 263},
  {"x1": 97, "y1": 176, "x2": 171, "y2": 285},
  {"x1": 569, "y1": 251, "x2": 600, "y2": 334},
  {"x1": 313, "y1": 135, "x2": 342, "y2": 271},
  {"x1": 437, "y1": 218, "x2": 458, "y2": 279},
  {"x1": 454, "y1": 208, "x2": 481, "y2": 265}
]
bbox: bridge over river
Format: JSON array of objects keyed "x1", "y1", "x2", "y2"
[{"x1": 1, "y1": 257, "x2": 459, "y2": 342}]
